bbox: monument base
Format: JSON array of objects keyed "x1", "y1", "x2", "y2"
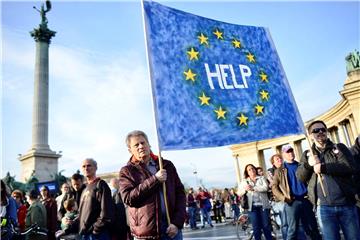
[{"x1": 19, "y1": 149, "x2": 61, "y2": 182}]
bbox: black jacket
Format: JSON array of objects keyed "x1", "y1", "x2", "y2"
[
  {"x1": 78, "y1": 179, "x2": 114, "y2": 235},
  {"x1": 351, "y1": 136, "x2": 360, "y2": 163},
  {"x1": 351, "y1": 136, "x2": 360, "y2": 194},
  {"x1": 296, "y1": 139, "x2": 359, "y2": 206}
]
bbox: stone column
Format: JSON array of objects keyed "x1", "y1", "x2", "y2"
[
  {"x1": 271, "y1": 146, "x2": 281, "y2": 154},
  {"x1": 32, "y1": 40, "x2": 51, "y2": 150},
  {"x1": 349, "y1": 115, "x2": 359, "y2": 140},
  {"x1": 292, "y1": 140, "x2": 303, "y2": 161},
  {"x1": 233, "y1": 155, "x2": 242, "y2": 188},
  {"x1": 344, "y1": 120, "x2": 354, "y2": 144},
  {"x1": 337, "y1": 123, "x2": 348, "y2": 146},
  {"x1": 258, "y1": 150, "x2": 266, "y2": 171}
]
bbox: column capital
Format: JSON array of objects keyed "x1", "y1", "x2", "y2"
[{"x1": 30, "y1": 24, "x2": 56, "y2": 44}]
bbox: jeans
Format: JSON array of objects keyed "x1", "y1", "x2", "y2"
[
  {"x1": 248, "y1": 206, "x2": 272, "y2": 240},
  {"x1": 188, "y1": 206, "x2": 197, "y2": 229},
  {"x1": 200, "y1": 208, "x2": 212, "y2": 226},
  {"x1": 160, "y1": 223, "x2": 183, "y2": 240},
  {"x1": 285, "y1": 199, "x2": 319, "y2": 240},
  {"x1": 300, "y1": 199, "x2": 321, "y2": 240},
  {"x1": 232, "y1": 204, "x2": 240, "y2": 222},
  {"x1": 272, "y1": 201, "x2": 288, "y2": 240},
  {"x1": 80, "y1": 231, "x2": 110, "y2": 240},
  {"x1": 317, "y1": 204, "x2": 360, "y2": 240}
]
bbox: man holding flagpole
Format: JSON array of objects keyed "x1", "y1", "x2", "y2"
[
  {"x1": 119, "y1": 130, "x2": 186, "y2": 240},
  {"x1": 297, "y1": 120, "x2": 360, "y2": 239}
]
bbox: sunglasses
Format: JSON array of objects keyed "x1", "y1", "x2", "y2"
[{"x1": 311, "y1": 127, "x2": 326, "y2": 134}]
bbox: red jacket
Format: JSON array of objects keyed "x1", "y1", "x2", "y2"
[
  {"x1": 119, "y1": 155, "x2": 186, "y2": 239},
  {"x1": 17, "y1": 204, "x2": 27, "y2": 231},
  {"x1": 196, "y1": 191, "x2": 212, "y2": 208}
]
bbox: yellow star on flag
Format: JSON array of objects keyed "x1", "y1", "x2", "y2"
[
  {"x1": 232, "y1": 39, "x2": 241, "y2": 48},
  {"x1": 183, "y1": 69, "x2": 196, "y2": 82},
  {"x1": 213, "y1": 29, "x2": 223, "y2": 39},
  {"x1": 214, "y1": 106, "x2": 226, "y2": 119},
  {"x1": 237, "y1": 113, "x2": 248, "y2": 126},
  {"x1": 246, "y1": 52, "x2": 256, "y2": 63},
  {"x1": 259, "y1": 90, "x2": 269, "y2": 101},
  {"x1": 259, "y1": 72, "x2": 268, "y2": 82},
  {"x1": 187, "y1": 47, "x2": 199, "y2": 60},
  {"x1": 198, "y1": 33, "x2": 209, "y2": 46},
  {"x1": 255, "y1": 104, "x2": 264, "y2": 115},
  {"x1": 198, "y1": 92, "x2": 211, "y2": 106}
]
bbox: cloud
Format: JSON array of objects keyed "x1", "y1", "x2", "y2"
[{"x1": 47, "y1": 44, "x2": 155, "y2": 175}]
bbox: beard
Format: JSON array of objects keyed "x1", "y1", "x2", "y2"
[{"x1": 315, "y1": 134, "x2": 327, "y2": 146}]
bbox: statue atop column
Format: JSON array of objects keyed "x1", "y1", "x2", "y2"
[
  {"x1": 30, "y1": 0, "x2": 56, "y2": 44},
  {"x1": 33, "y1": 0, "x2": 52, "y2": 26},
  {"x1": 345, "y1": 49, "x2": 360, "y2": 74}
]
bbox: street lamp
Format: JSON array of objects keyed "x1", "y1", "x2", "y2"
[{"x1": 190, "y1": 163, "x2": 199, "y2": 188}]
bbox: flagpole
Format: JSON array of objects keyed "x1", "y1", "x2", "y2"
[
  {"x1": 234, "y1": 155, "x2": 242, "y2": 190},
  {"x1": 305, "y1": 131, "x2": 327, "y2": 197},
  {"x1": 141, "y1": 0, "x2": 171, "y2": 225},
  {"x1": 158, "y1": 150, "x2": 171, "y2": 225}
]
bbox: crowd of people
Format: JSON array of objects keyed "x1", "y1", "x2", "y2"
[
  {"x1": 1, "y1": 124, "x2": 360, "y2": 240},
  {"x1": 185, "y1": 121, "x2": 360, "y2": 240},
  {"x1": 185, "y1": 186, "x2": 241, "y2": 229}
]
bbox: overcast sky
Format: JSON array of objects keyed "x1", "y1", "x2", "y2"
[{"x1": 2, "y1": 0, "x2": 359, "y2": 188}]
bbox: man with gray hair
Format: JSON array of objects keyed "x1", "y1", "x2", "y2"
[
  {"x1": 119, "y1": 130, "x2": 186, "y2": 240},
  {"x1": 78, "y1": 158, "x2": 114, "y2": 240},
  {"x1": 109, "y1": 178, "x2": 119, "y2": 198}
]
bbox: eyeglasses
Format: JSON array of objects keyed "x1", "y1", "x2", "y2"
[
  {"x1": 311, "y1": 127, "x2": 326, "y2": 134},
  {"x1": 286, "y1": 149, "x2": 294, "y2": 153}
]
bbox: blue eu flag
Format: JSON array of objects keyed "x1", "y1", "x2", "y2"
[{"x1": 143, "y1": 1, "x2": 304, "y2": 150}]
